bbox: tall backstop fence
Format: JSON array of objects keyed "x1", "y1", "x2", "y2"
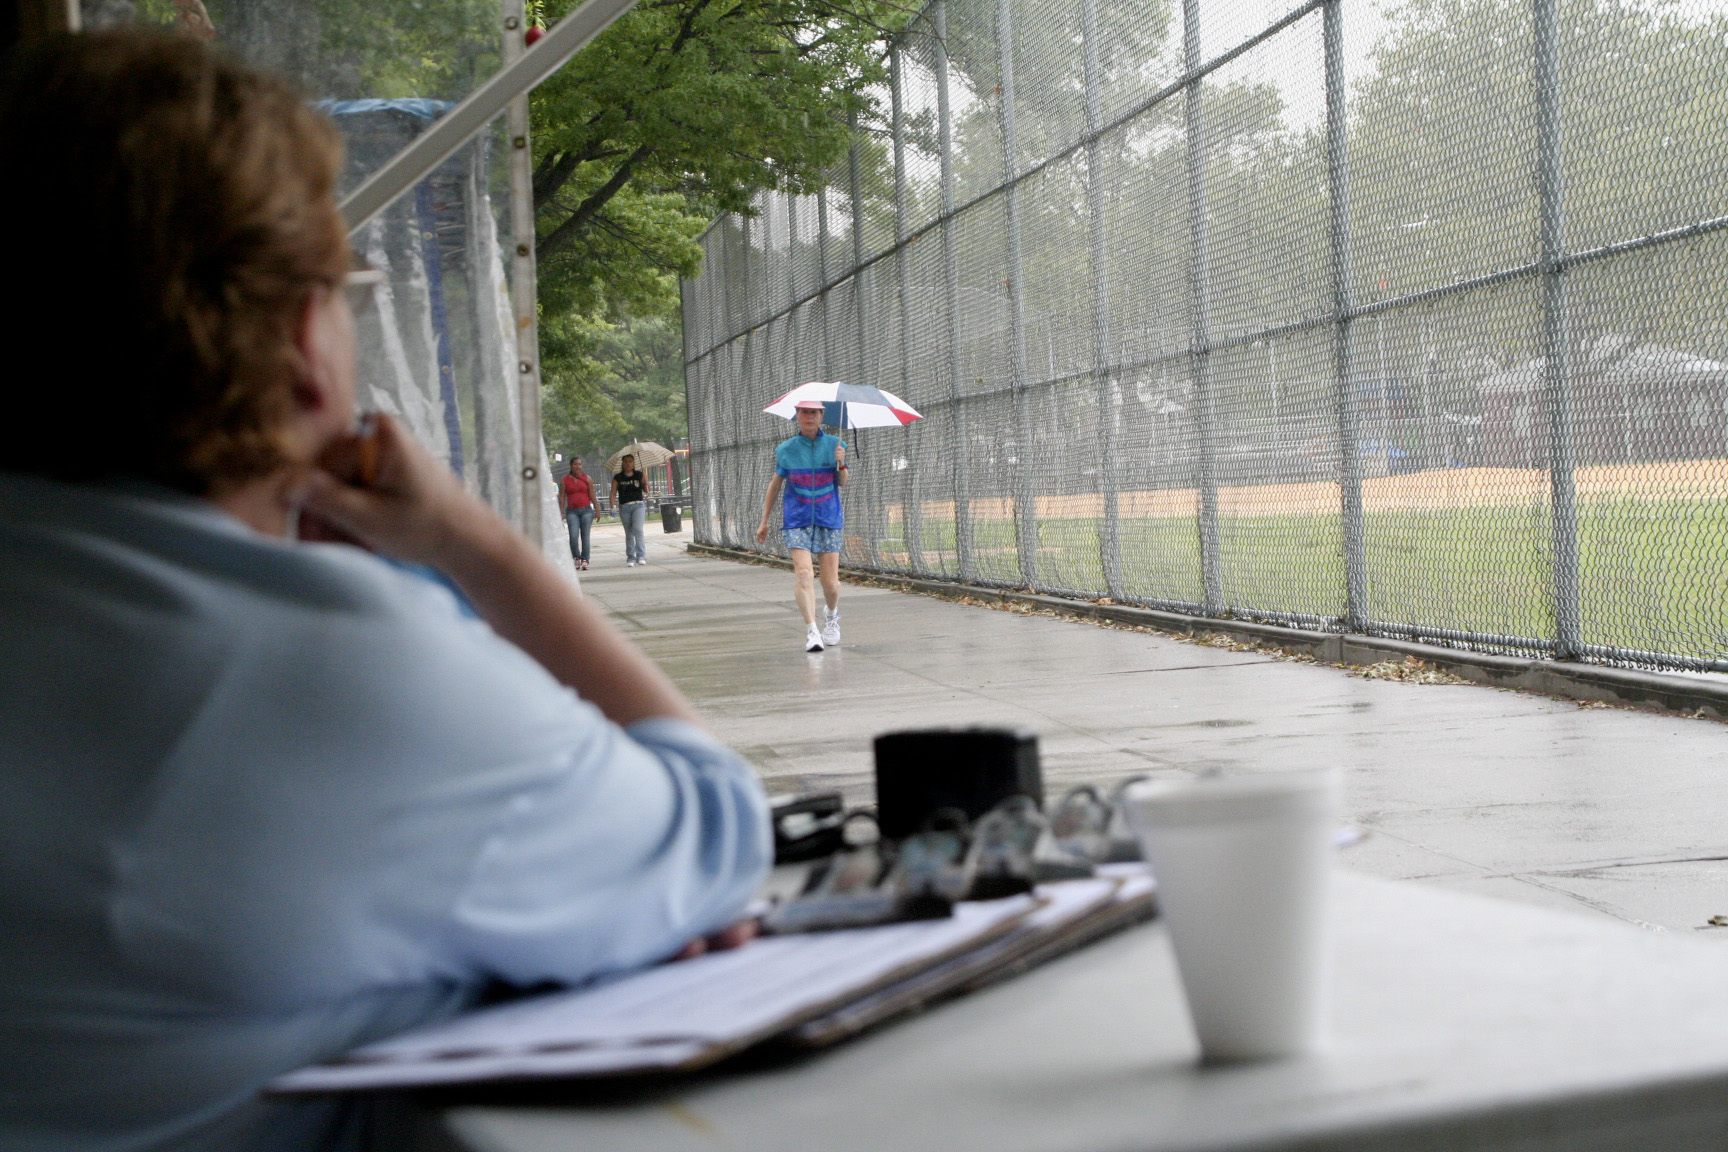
[{"x1": 681, "y1": 0, "x2": 1728, "y2": 673}]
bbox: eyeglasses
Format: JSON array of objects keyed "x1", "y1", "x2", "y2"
[{"x1": 342, "y1": 266, "x2": 385, "y2": 310}]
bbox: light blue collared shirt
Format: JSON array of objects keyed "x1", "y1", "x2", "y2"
[{"x1": 0, "y1": 475, "x2": 770, "y2": 1152}]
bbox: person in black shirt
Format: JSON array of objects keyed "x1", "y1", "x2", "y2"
[{"x1": 612, "y1": 454, "x2": 650, "y2": 566}]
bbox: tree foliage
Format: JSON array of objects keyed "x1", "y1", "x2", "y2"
[
  {"x1": 530, "y1": 0, "x2": 908, "y2": 460},
  {"x1": 540, "y1": 292, "x2": 690, "y2": 465}
]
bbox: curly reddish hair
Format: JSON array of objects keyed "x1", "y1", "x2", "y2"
[{"x1": 0, "y1": 31, "x2": 347, "y2": 493}]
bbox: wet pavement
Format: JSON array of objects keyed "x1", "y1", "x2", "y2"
[{"x1": 580, "y1": 518, "x2": 1728, "y2": 940}]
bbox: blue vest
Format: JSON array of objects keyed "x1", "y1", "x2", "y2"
[{"x1": 775, "y1": 432, "x2": 843, "y2": 530}]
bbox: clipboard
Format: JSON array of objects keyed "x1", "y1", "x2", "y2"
[
  {"x1": 270, "y1": 868, "x2": 1157, "y2": 1094},
  {"x1": 270, "y1": 893, "x2": 1041, "y2": 1093}
]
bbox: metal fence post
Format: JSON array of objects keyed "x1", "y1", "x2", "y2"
[
  {"x1": 785, "y1": 193, "x2": 804, "y2": 391},
  {"x1": 849, "y1": 116, "x2": 869, "y2": 381},
  {"x1": 996, "y1": 0, "x2": 1041, "y2": 588},
  {"x1": 501, "y1": 0, "x2": 544, "y2": 545},
  {"x1": 715, "y1": 225, "x2": 737, "y2": 544},
  {"x1": 848, "y1": 112, "x2": 884, "y2": 568},
  {"x1": 1185, "y1": 0, "x2": 1225, "y2": 613},
  {"x1": 734, "y1": 215, "x2": 754, "y2": 550},
  {"x1": 891, "y1": 45, "x2": 926, "y2": 573},
  {"x1": 817, "y1": 186, "x2": 836, "y2": 375},
  {"x1": 936, "y1": 0, "x2": 975, "y2": 580},
  {"x1": 737, "y1": 337, "x2": 759, "y2": 550},
  {"x1": 681, "y1": 267, "x2": 700, "y2": 540},
  {"x1": 1536, "y1": 0, "x2": 1582, "y2": 659},
  {"x1": 1325, "y1": 0, "x2": 1367, "y2": 631},
  {"x1": 785, "y1": 194, "x2": 802, "y2": 311},
  {"x1": 1081, "y1": 0, "x2": 1123, "y2": 599}
]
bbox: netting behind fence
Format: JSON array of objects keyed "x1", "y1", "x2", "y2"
[{"x1": 682, "y1": 0, "x2": 1728, "y2": 673}]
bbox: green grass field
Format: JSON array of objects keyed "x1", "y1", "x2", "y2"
[{"x1": 873, "y1": 499, "x2": 1727, "y2": 662}]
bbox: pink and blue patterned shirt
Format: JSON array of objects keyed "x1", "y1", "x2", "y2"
[{"x1": 775, "y1": 430, "x2": 844, "y2": 530}]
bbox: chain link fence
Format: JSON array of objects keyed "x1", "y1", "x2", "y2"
[{"x1": 682, "y1": 0, "x2": 1728, "y2": 673}]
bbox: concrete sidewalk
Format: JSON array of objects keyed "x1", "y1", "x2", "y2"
[{"x1": 580, "y1": 517, "x2": 1728, "y2": 940}]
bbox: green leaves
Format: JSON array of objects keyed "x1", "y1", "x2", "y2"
[
  {"x1": 540, "y1": 307, "x2": 687, "y2": 464},
  {"x1": 533, "y1": 0, "x2": 906, "y2": 459}
]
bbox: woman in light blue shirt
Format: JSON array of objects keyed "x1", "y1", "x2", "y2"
[{"x1": 0, "y1": 33, "x2": 769, "y2": 1152}]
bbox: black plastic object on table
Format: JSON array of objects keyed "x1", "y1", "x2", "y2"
[{"x1": 872, "y1": 727, "x2": 1043, "y2": 842}]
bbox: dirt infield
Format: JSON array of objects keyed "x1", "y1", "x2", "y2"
[{"x1": 884, "y1": 461, "x2": 1728, "y2": 523}]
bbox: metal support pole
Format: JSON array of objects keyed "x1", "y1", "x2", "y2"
[
  {"x1": 1325, "y1": 0, "x2": 1367, "y2": 629},
  {"x1": 1536, "y1": 0, "x2": 1582, "y2": 658},
  {"x1": 502, "y1": 0, "x2": 544, "y2": 546},
  {"x1": 891, "y1": 46, "x2": 926, "y2": 573},
  {"x1": 738, "y1": 333, "x2": 758, "y2": 549},
  {"x1": 735, "y1": 216, "x2": 754, "y2": 550},
  {"x1": 785, "y1": 194, "x2": 804, "y2": 385},
  {"x1": 848, "y1": 113, "x2": 882, "y2": 567},
  {"x1": 817, "y1": 186, "x2": 834, "y2": 374},
  {"x1": 936, "y1": 0, "x2": 975, "y2": 580},
  {"x1": 785, "y1": 195, "x2": 802, "y2": 310},
  {"x1": 849, "y1": 117, "x2": 869, "y2": 386},
  {"x1": 1185, "y1": 0, "x2": 1225, "y2": 613},
  {"x1": 1081, "y1": 0, "x2": 1123, "y2": 599},
  {"x1": 716, "y1": 222, "x2": 738, "y2": 545},
  {"x1": 730, "y1": 218, "x2": 747, "y2": 353},
  {"x1": 680, "y1": 271, "x2": 702, "y2": 541},
  {"x1": 997, "y1": 0, "x2": 1040, "y2": 588}
]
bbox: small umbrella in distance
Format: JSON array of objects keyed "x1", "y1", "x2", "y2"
[{"x1": 606, "y1": 440, "x2": 676, "y2": 474}]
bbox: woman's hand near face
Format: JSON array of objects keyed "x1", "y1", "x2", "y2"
[{"x1": 292, "y1": 413, "x2": 494, "y2": 570}]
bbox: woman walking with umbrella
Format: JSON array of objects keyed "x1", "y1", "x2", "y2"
[
  {"x1": 756, "y1": 382, "x2": 920, "y2": 652},
  {"x1": 757, "y1": 399, "x2": 847, "y2": 652},
  {"x1": 612, "y1": 453, "x2": 651, "y2": 566}
]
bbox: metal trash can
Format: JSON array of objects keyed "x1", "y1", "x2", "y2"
[{"x1": 660, "y1": 501, "x2": 682, "y2": 533}]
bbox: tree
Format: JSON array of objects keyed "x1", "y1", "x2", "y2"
[
  {"x1": 529, "y1": 0, "x2": 909, "y2": 459},
  {"x1": 540, "y1": 295, "x2": 689, "y2": 466},
  {"x1": 531, "y1": 0, "x2": 906, "y2": 313}
]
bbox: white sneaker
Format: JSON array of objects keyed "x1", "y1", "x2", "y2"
[
  {"x1": 805, "y1": 624, "x2": 825, "y2": 653},
  {"x1": 822, "y1": 611, "x2": 841, "y2": 647},
  {"x1": 626, "y1": 559, "x2": 637, "y2": 567},
  {"x1": 637, "y1": 555, "x2": 648, "y2": 565}
]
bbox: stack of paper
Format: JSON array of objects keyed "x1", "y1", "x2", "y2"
[{"x1": 271, "y1": 871, "x2": 1155, "y2": 1094}]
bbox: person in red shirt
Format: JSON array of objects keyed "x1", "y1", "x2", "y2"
[{"x1": 559, "y1": 457, "x2": 595, "y2": 570}]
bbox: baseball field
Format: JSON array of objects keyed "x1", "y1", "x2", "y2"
[{"x1": 868, "y1": 462, "x2": 1728, "y2": 661}]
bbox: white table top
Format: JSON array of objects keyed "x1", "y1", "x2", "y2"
[{"x1": 419, "y1": 873, "x2": 1728, "y2": 1152}]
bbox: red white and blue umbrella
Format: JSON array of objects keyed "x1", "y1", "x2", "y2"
[{"x1": 763, "y1": 381, "x2": 923, "y2": 429}]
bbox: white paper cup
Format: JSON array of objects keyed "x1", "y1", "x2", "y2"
[{"x1": 1124, "y1": 769, "x2": 1339, "y2": 1062}]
